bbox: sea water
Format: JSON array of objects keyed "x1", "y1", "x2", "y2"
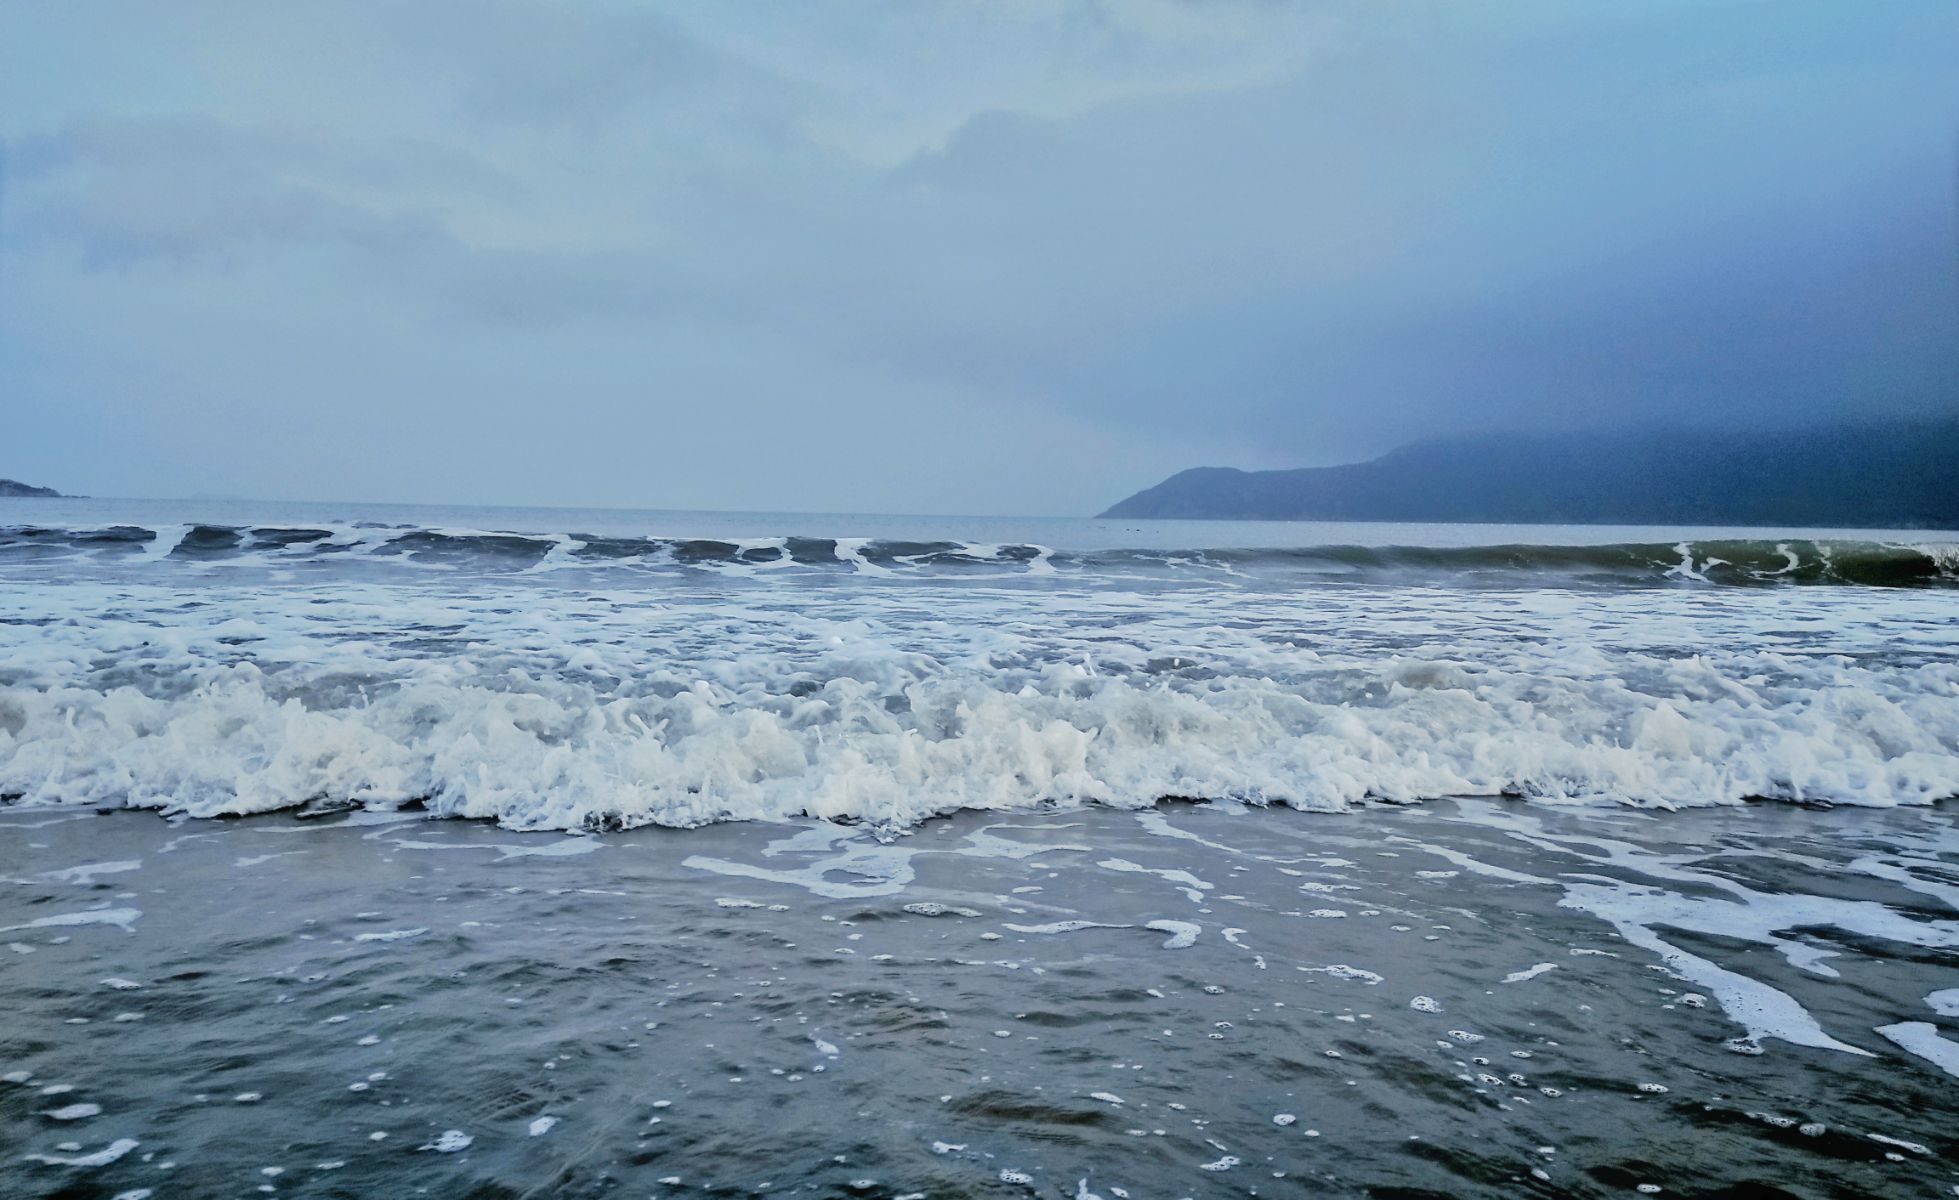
[
  {"x1": 1, "y1": 498, "x2": 1956, "y2": 827},
  {"x1": 1, "y1": 498, "x2": 1955, "y2": 1196}
]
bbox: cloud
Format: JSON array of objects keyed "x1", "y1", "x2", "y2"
[
  {"x1": 9, "y1": 116, "x2": 506, "y2": 269},
  {"x1": 1, "y1": 0, "x2": 1954, "y2": 510}
]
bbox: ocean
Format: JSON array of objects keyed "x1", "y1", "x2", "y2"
[{"x1": 2, "y1": 498, "x2": 1956, "y2": 1197}]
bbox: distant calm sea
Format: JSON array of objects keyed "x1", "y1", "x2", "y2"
[{"x1": 3, "y1": 497, "x2": 1955, "y2": 828}]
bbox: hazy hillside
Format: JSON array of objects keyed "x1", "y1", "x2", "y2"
[{"x1": 1100, "y1": 421, "x2": 1959, "y2": 528}]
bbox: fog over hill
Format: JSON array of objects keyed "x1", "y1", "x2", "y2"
[{"x1": 1100, "y1": 421, "x2": 1959, "y2": 528}]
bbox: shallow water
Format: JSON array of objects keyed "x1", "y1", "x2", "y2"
[{"x1": 4, "y1": 799, "x2": 1954, "y2": 1198}]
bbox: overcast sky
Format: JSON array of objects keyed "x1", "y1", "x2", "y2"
[{"x1": 3, "y1": 1, "x2": 1956, "y2": 514}]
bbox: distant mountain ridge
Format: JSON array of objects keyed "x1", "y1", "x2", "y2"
[
  {"x1": 0, "y1": 479, "x2": 62, "y2": 498},
  {"x1": 1100, "y1": 420, "x2": 1959, "y2": 529}
]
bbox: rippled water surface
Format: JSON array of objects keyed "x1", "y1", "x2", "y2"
[
  {"x1": 4, "y1": 500, "x2": 1956, "y2": 1195},
  {"x1": 4, "y1": 800, "x2": 1955, "y2": 1198}
]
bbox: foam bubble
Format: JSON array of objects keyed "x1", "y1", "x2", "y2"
[
  {"x1": 1004, "y1": 920, "x2": 1126, "y2": 935},
  {"x1": 1299, "y1": 964, "x2": 1383, "y2": 984},
  {"x1": 903, "y1": 902, "x2": 982, "y2": 917},
  {"x1": 41, "y1": 1104, "x2": 101, "y2": 1120},
  {"x1": 23, "y1": 1138, "x2": 138, "y2": 1167},
  {"x1": 0, "y1": 909, "x2": 140, "y2": 935},
  {"x1": 1145, "y1": 920, "x2": 1199, "y2": 949},
  {"x1": 40, "y1": 861, "x2": 141, "y2": 885},
  {"x1": 1875, "y1": 1022, "x2": 1959, "y2": 1079}
]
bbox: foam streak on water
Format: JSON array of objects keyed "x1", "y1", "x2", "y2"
[{"x1": 1, "y1": 800, "x2": 1953, "y2": 1198}]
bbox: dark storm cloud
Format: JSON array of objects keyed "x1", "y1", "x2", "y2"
[{"x1": 0, "y1": 0, "x2": 1954, "y2": 511}]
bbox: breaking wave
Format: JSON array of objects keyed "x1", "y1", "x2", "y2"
[
  {"x1": 2, "y1": 523, "x2": 1957, "y2": 586},
  {"x1": 1, "y1": 578, "x2": 1954, "y2": 831}
]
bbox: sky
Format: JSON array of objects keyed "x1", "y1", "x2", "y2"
[{"x1": 2, "y1": 1, "x2": 1957, "y2": 515}]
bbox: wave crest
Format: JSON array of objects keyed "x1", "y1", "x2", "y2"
[
  {"x1": 2, "y1": 523, "x2": 1955, "y2": 586},
  {"x1": 4, "y1": 606, "x2": 1954, "y2": 829}
]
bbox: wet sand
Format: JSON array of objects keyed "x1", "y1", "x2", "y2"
[{"x1": 2, "y1": 798, "x2": 1955, "y2": 1198}]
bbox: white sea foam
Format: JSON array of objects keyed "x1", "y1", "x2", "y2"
[
  {"x1": 493, "y1": 839, "x2": 602, "y2": 860},
  {"x1": 1097, "y1": 858, "x2": 1214, "y2": 903},
  {"x1": 1005, "y1": 920, "x2": 1128, "y2": 935},
  {"x1": 1145, "y1": 919, "x2": 1200, "y2": 949},
  {"x1": 23, "y1": 1138, "x2": 138, "y2": 1167},
  {"x1": 1502, "y1": 964, "x2": 1558, "y2": 984},
  {"x1": 1867, "y1": 1132, "x2": 1931, "y2": 1155},
  {"x1": 902, "y1": 902, "x2": 981, "y2": 917},
  {"x1": 38, "y1": 861, "x2": 141, "y2": 885},
  {"x1": 0, "y1": 909, "x2": 141, "y2": 935},
  {"x1": 1298, "y1": 964, "x2": 1384, "y2": 984},
  {"x1": 1875, "y1": 1022, "x2": 1959, "y2": 1079},
  {"x1": 1403, "y1": 804, "x2": 1959, "y2": 1057},
  {"x1": 42, "y1": 1103, "x2": 101, "y2": 1120},
  {"x1": 0, "y1": 571, "x2": 1954, "y2": 833},
  {"x1": 138, "y1": 525, "x2": 191, "y2": 561}
]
